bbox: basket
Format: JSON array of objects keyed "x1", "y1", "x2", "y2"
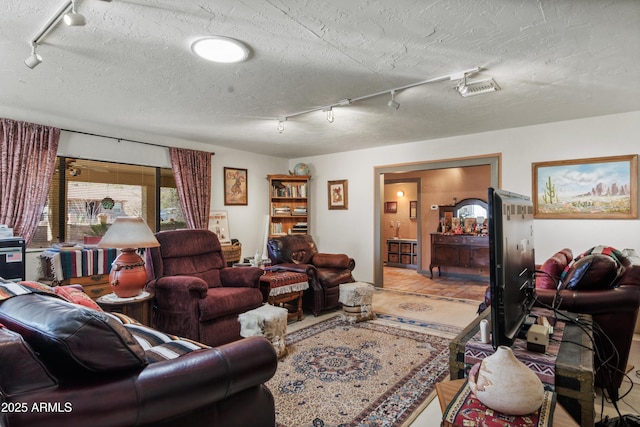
[{"x1": 221, "y1": 242, "x2": 242, "y2": 264}]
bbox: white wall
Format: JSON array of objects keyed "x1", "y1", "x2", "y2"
[
  {"x1": 25, "y1": 112, "x2": 640, "y2": 283},
  {"x1": 292, "y1": 111, "x2": 640, "y2": 284}
]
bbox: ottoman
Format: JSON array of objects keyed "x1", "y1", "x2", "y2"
[
  {"x1": 239, "y1": 304, "x2": 288, "y2": 358},
  {"x1": 339, "y1": 281, "x2": 376, "y2": 323}
]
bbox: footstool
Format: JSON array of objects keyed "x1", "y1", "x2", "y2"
[
  {"x1": 339, "y1": 282, "x2": 376, "y2": 323},
  {"x1": 238, "y1": 304, "x2": 288, "y2": 358}
]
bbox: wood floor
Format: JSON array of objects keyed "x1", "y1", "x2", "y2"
[{"x1": 382, "y1": 266, "x2": 488, "y2": 302}]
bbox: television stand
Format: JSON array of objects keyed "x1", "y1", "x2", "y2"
[{"x1": 450, "y1": 308, "x2": 594, "y2": 427}]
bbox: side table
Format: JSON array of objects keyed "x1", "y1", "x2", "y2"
[
  {"x1": 97, "y1": 291, "x2": 154, "y2": 326},
  {"x1": 435, "y1": 379, "x2": 578, "y2": 427},
  {"x1": 259, "y1": 271, "x2": 309, "y2": 322}
]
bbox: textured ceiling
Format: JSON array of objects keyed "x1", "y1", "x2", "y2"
[{"x1": 1, "y1": 1, "x2": 639, "y2": 158}]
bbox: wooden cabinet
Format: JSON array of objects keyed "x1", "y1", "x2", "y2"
[
  {"x1": 267, "y1": 174, "x2": 310, "y2": 238},
  {"x1": 386, "y1": 238, "x2": 418, "y2": 269},
  {"x1": 429, "y1": 233, "x2": 489, "y2": 278}
]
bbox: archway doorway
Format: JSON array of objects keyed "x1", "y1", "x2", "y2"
[{"x1": 374, "y1": 155, "x2": 500, "y2": 288}]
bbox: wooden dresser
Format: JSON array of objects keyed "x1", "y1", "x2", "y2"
[{"x1": 429, "y1": 233, "x2": 489, "y2": 278}]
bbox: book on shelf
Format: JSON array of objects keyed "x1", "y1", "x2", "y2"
[
  {"x1": 292, "y1": 206, "x2": 307, "y2": 216},
  {"x1": 273, "y1": 206, "x2": 291, "y2": 216},
  {"x1": 271, "y1": 181, "x2": 307, "y2": 198}
]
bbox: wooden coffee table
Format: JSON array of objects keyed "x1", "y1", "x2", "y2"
[{"x1": 259, "y1": 271, "x2": 309, "y2": 321}]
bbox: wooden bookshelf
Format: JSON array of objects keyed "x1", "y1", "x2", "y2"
[{"x1": 267, "y1": 174, "x2": 310, "y2": 238}]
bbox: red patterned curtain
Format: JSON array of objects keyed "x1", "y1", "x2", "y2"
[
  {"x1": 168, "y1": 147, "x2": 212, "y2": 229},
  {"x1": 0, "y1": 118, "x2": 60, "y2": 244}
]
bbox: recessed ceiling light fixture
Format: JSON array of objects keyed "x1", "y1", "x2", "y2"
[{"x1": 191, "y1": 36, "x2": 250, "y2": 63}]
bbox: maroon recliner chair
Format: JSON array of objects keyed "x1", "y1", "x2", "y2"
[
  {"x1": 145, "y1": 229, "x2": 264, "y2": 347},
  {"x1": 535, "y1": 247, "x2": 640, "y2": 390},
  {"x1": 267, "y1": 234, "x2": 355, "y2": 316}
]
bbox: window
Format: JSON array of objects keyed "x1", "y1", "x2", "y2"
[{"x1": 30, "y1": 157, "x2": 184, "y2": 248}]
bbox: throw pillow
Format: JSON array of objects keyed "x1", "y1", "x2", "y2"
[
  {"x1": 108, "y1": 312, "x2": 210, "y2": 364},
  {"x1": 53, "y1": 285, "x2": 103, "y2": 311},
  {"x1": 561, "y1": 253, "x2": 622, "y2": 290},
  {"x1": 0, "y1": 293, "x2": 146, "y2": 375}
]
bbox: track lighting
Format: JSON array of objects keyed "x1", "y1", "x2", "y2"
[
  {"x1": 271, "y1": 67, "x2": 497, "y2": 132},
  {"x1": 277, "y1": 120, "x2": 285, "y2": 133},
  {"x1": 24, "y1": 43, "x2": 43, "y2": 69},
  {"x1": 64, "y1": 0, "x2": 86, "y2": 26},
  {"x1": 387, "y1": 90, "x2": 400, "y2": 110}
]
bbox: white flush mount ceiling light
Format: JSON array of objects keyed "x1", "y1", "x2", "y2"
[{"x1": 191, "y1": 36, "x2": 250, "y2": 63}]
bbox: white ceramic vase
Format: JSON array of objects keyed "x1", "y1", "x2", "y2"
[{"x1": 468, "y1": 345, "x2": 545, "y2": 415}]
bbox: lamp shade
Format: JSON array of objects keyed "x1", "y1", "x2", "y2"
[
  {"x1": 97, "y1": 217, "x2": 159, "y2": 298},
  {"x1": 97, "y1": 217, "x2": 160, "y2": 249}
]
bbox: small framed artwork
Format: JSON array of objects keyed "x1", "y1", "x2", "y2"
[
  {"x1": 328, "y1": 179, "x2": 348, "y2": 210},
  {"x1": 409, "y1": 201, "x2": 417, "y2": 219},
  {"x1": 224, "y1": 167, "x2": 248, "y2": 206},
  {"x1": 208, "y1": 211, "x2": 231, "y2": 244},
  {"x1": 384, "y1": 201, "x2": 397, "y2": 213},
  {"x1": 532, "y1": 154, "x2": 638, "y2": 219}
]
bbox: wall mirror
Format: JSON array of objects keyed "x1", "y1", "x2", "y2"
[{"x1": 454, "y1": 198, "x2": 487, "y2": 219}]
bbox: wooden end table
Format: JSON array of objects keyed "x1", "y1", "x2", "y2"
[
  {"x1": 435, "y1": 379, "x2": 579, "y2": 426},
  {"x1": 259, "y1": 271, "x2": 309, "y2": 322},
  {"x1": 97, "y1": 290, "x2": 154, "y2": 326}
]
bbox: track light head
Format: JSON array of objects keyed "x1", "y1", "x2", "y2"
[
  {"x1": 25, "y1": 44, "x2": 43, "y2": 69},
  {"x1": 277, "y1": 119, "x2": 285, "y2": 133},
  {"x1": 64, "y1": 11, "x2": 86, "y2": 26},
  {"x1": 64, "y1": 0, "x2": 86, "y2": 26},
  {"x1": 322, "y1": 107, "x2": 335, "y2": 123},
  {"x1": 387, "y1": 90, "x2": 400, "y2": 110}
]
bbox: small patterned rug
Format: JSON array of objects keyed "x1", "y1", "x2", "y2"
[
  {"x1": 372, "y1": 289, "x2": 480, "y2": 338},
  {"x1": 269, "y1": 316, "x2": 450, "y2": 427}
]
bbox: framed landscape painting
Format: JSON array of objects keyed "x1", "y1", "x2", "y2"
[{"x1": 532, "y1": 155, "x2": 638, "y2": 219}]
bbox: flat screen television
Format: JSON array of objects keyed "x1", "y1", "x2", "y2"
[{"x1": 488, "y1": 187, "x2": 536, "y2": 349}]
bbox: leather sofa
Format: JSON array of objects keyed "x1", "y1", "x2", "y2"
[
  {"x1": 145, "y1": 229, "x2": 264, "y2": 347},
  {"x1": 267, "y1": 234, "x2": 355, "y2": 316},
  {"x1": 535, "y1": 246, "x2": 640, "y2": 390},
  {"x1": 0, "y1": 279, "x2": 277, "y2": 427}
]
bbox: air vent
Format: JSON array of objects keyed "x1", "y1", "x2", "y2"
[{"x1": 457, "y1": 78, "x2": 500, "y2": 98}]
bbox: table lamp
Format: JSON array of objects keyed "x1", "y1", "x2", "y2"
[{"x1": 97, "y1": 217, "x2": 160, "y2": 298}]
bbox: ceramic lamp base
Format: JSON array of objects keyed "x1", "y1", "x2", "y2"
[{"x1": 109, "y1": 248, "x2": 147, "y2": 298}]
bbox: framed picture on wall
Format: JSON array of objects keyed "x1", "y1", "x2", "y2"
[
  {"x1": 409, "y1": 201, "x2": 417, "y2": 219},
  {"x1": 328, "y1": 179, "x2": 348, "y2": 210},
  {"x1": 384, "y1": 201, "x2": 397, "y2": 213},
  {"x1": 208, "y1": 211, "x2": 231, "y2": 244},
  {"x1": 224, "y1": 167, "x2": 248, "y2": 206},
  {"x1": 532, "y1": 154, "x2": 638, "y2": 219}
]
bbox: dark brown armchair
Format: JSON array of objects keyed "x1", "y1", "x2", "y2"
[
  {"x1": 535, "y1": 247, "x2": 640, "y2": 390},
  {"x1": 267, "y1": 234, "x2": 355, "y2": 316},
  {"x1": 145, "y1": 229, "x2": 264, "y2": 347}
]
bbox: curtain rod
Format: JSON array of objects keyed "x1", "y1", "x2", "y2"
[{"x1": 61, "y1": 128, "x2": 215, "y2": 155}]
